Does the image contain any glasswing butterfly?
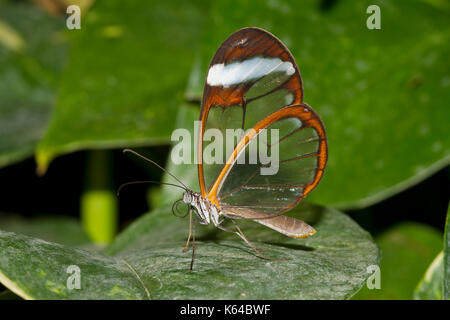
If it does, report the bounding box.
[121,27,327,270]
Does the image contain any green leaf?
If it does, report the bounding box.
[353,223,442,299]
[0,203,379,299]
[36,0,209,172]
[0,2,67,168]
[0,214,90,247]
[106,203,379,299]
[414,251,443,299]
[444,202,450,299]
[187,0,450,208]
[415,202,450,300]
[0,231,149,300]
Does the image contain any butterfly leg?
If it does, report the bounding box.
[190,218,197,272]
[181,208,197,271]
[217,221,277,261]
[230,220,270,252]
[182,208,193,253]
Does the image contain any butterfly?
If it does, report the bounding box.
[122,27,327,270]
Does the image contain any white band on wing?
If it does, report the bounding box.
[207,57,295,87]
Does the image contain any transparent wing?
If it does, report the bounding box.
[209,104,327,217]
[198,27,303,197]
[221,206,316,238]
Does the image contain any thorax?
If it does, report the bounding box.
[184,191,222,226]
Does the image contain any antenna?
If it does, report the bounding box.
[122,149,189,189]
[117,180,187,196]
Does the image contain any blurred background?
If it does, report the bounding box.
[0,0,448,299]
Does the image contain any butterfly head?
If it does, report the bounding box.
[182,189,196,205]
[172,191,195,218]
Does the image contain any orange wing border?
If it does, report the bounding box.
[207,103,328,209]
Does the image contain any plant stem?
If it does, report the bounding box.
[81,150,117,244]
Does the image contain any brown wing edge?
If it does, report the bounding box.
[197,27,305,197]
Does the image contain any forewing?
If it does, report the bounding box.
[198,27,303,196]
